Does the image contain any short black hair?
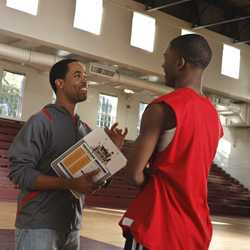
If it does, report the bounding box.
[169,34,212,69]
[49,58,78,93]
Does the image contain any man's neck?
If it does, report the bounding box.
[55,99,76,116]
[175,71,203,95]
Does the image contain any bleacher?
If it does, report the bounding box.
[0,118,24,202]
[0,117,250,217]
[208,164,250,217]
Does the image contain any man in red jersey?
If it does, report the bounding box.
[120,34,223,250]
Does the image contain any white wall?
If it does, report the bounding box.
[215,127,250,190]
[0,0,250,100]
[2,59,249,189]
[204,40,250,101]
[78,84,154,140]
[0,0,249,188]
[0,59,154,140]
[0,60,51,121]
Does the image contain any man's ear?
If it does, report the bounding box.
[177,56,186,70]
[55,79,64,91]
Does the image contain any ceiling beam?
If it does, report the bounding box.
[233,38,250,45]
[146,0,192,12]
[192,15,250,30]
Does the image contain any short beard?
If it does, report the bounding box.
[76,95,87,103]
[69,94,87,104]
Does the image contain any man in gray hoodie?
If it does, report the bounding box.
[8,59,127,250]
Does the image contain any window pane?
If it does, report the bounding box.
[137,102,148,133]
[221,44,240,79]
[0,71,25,119]
[181,29,194,35]
[96,94,118,128]
[6,0,39,16]
[52,91,56,103]
[74,0,103,35]
[130,12,156,52]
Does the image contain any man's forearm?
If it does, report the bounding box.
[32,175,71,191]
[132,174,145,187]
[32,171,99,194]
[127,170,146,187]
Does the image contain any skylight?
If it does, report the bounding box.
[221,44,240,79]
[181,29,194,35]
[130,12,156,52]
[6,0,39,16]
[74,0,103,35]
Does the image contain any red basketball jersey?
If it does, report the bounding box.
[120,88,223,250]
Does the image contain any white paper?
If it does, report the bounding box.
[51,128,127,199]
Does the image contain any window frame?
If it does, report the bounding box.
[130,11,156,53]
[6,0,39,16]
[137,102,148,133]
[96,93,118,128]
[0,69,25,120]
[221,44,241,80]
[73,0,104,35]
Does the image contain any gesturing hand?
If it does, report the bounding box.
[105,122,128,149]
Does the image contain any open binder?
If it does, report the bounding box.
[51,128,127,198]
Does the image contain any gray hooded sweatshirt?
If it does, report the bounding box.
[8,104,91,232]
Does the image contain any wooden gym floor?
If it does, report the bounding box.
[0,202,250,250]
